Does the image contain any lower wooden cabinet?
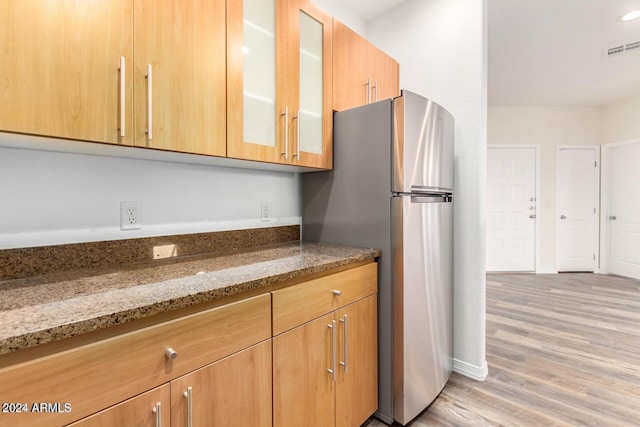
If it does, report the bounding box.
[68,384,171,427]
[272,263,378,427]
[0,263,377,427]
[170,340,272,427]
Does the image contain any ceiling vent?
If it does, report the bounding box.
[606,41,640,57]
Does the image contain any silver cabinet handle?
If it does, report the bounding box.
[610,215,617,220]
[339,315,348,373]
[365,78,371,104]
[281,107,289,159]
[146,64,153,140]
[119,56,125,137]
[372,81,378,102]
[183,386,193,427]
[332,290,342,296]
[327,320,336,381]
[165,347,177,360]
[152,401,162,427]
[560,215,567,219]
[293,109,300,159]
[529,215,536,219]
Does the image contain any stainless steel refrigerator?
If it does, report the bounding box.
[302,90,454,425]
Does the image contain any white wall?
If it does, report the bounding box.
[487,107,602,273]
[601,92,640,144]
[367,0,488,380]
[0,134,301,249]
[310,0,366,35]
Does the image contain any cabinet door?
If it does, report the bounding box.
[273,312,335,427]
[332,20,369,112]
[368,44,399,103]
[134,0,226,156]
[335,295,378,427]
[0,0,133,144]
[170,340,272,427]
[288,0,333,169]
[68,384,170,427]
[227,0,286,164]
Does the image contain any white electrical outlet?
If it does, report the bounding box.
[261,201,272,222]
[120,201,141,230]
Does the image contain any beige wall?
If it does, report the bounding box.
[487,107,602,272]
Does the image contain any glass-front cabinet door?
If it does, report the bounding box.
[227,0,332,169]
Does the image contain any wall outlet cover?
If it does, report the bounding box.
[120,201,141,231]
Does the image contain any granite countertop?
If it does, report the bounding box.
[0,242,379,356]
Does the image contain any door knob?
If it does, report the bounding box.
[529,215,536,219]
[560,215,567,219]
[609,215,617,220]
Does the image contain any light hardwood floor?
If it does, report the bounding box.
[364,273,640,426]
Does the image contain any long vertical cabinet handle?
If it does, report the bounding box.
[183,386,193,427]
[281,107,289,159]
[152,401,162,427]
[339,315,348,373]
[327,320,336,381]
[293,109,300,159]
[365,78,371,104]
[119,56,125,137]
[372,81,378,102]
[146,64,153,140]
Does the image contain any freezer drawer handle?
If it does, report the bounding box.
[332,290,342,296]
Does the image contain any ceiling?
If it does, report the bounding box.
[340,0,640,107]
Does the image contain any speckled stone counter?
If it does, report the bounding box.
[0,242,379,355]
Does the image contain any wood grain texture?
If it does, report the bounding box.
[363,273,640,426]
[0,294,271,426]
[272,262,377,335]
[170,340,272,427]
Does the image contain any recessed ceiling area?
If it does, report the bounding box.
[338,0,640,107]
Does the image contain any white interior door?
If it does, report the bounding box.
[608,143,640,280]
[555,147,598,272]
[486,147,537,271]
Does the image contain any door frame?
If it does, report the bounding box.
[554,145,600,273]
[600,138,640,274]
[487,144,540,272]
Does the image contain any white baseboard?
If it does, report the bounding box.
[453,358,488,381]
[535,267,558,274]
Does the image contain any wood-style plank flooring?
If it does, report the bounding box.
[363,273,640,426]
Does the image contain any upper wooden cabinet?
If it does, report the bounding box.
[0,0,134,144]
[133,0,227,156]
[0,0,226,157]
[333,20,399,111]
[227,0,333,169]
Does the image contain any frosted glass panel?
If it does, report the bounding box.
[243,0,276,147]
[299,11,323,154]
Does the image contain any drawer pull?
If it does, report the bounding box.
[183,386,193,427]
[152,401,162,427]
[332,290,342,296]
[165,347,178,360]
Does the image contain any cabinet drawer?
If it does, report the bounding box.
[272,263,377,335]
[0,293,271,427]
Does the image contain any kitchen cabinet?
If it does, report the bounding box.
[227,0,333,169]
[68,384,170,427]
[170,340,272,426]
[133,0,226,156]
[0,0,133,144]
[0,294,271,427]
[332,20,399,111]
[0,0,226,157]
[272,263,378,427]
